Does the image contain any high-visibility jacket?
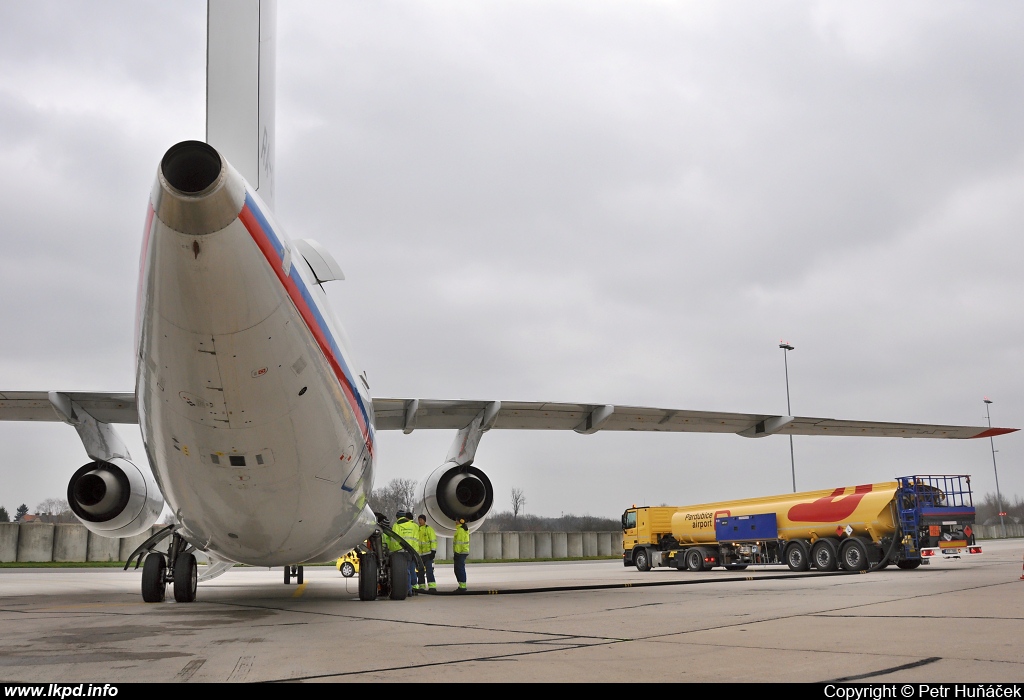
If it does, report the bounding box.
[388,517,420,553]
[454,525,470,554]
[417,524,437,555]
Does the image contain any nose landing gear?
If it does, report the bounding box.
[283,565,304,584]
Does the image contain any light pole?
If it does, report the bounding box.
[983,398,1007,538]
[780,341,795,492]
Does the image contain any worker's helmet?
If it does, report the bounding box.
[396,507,412,520]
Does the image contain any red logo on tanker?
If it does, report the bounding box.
[787,484,873,522]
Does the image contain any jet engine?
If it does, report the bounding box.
[414,463,493,537]
[67,458,164,538]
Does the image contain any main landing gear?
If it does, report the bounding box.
[127,526,198,603]
[284,565,304,584]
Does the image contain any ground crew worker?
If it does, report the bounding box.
[387,508,420,596]
[453,518,470,593]
[415,514,437,593]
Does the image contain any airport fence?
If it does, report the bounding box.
[0,522,622,563]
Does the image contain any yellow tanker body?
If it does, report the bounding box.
[622,475,980,574]
[671,481,899,546]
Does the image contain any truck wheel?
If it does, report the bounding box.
[811,539,838,571]
[358,552,378,601]
[896,559,922,570]
[633,548,651,572]
[839,538,869,571]
[785,541,810,572]
[684,548,703,572]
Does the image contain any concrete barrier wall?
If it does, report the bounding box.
[501,533,520,560]
[975,524,1024,539]
[535,532,552,558]
[87,531,121,562]
[17,523,54,562]
[518,532,536,559]
[552,532,567,558]
[0,523,626,562]
[469,532,484,560]
[0,523,19,563]
[483,532,502,560]
[52,524,89,562]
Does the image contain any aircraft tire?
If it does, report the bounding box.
[358,553,378,601]
[389,552,409,600]
[141,553,166,603]
[173,553,198,603]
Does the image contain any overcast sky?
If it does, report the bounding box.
[1,1,1021,520]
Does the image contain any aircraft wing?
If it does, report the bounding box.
[371,398,1017,439]
[0,391,138,424]
[1,392,1015,439]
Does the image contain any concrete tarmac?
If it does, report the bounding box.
[1,539,1022,683]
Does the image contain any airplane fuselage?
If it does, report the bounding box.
[136,145,377,566]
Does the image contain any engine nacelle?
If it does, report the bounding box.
[414,462,493,537]
[67,458,164,538]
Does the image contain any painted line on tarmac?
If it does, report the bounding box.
[291,582,308,598]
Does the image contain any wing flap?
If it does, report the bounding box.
[371,398,1015,439]
[0,391,138,424]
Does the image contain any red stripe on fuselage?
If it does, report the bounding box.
[237,204,373,454]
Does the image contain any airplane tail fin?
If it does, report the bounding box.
[206,0,276,209]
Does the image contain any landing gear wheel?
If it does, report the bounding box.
[896,559,922,570]
[173,552,198,603]
[389,551,409,600]
[685,548,704,572]
[284,567,290,584]
[840,538,869,571]
[811,539,839,572]
[141,553,166,603]
[358,553,378,601]
[633,548,651,572]
[785,541,810,572]
[296,566,304,585]
[341,562,355,578]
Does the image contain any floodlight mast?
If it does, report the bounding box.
[984,398,1006,538]
[780,341,795,492]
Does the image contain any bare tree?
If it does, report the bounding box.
[511,487,526,520]
[367,478,418,522]
[35,498,74,523]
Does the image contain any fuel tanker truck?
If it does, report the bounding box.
[622,475,981,573]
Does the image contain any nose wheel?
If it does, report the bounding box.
[284,565,304,584]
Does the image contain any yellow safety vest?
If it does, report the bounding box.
[454,526,470,554]
[388,518,420,553]
[417,525,437,554]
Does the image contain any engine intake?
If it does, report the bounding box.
[415,463,493,537]
[67,458,164,538]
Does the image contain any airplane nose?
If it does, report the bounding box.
[161,140,222,195]
[152,140,246,235]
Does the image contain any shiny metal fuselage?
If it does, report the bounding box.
[136,161,376,566]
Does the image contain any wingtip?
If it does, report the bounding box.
[971,427,1019,438]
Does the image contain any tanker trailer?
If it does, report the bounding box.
[622,475,981,573]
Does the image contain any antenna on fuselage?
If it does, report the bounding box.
[206,0,276,209]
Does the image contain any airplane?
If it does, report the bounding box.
[0,1,1016,603]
